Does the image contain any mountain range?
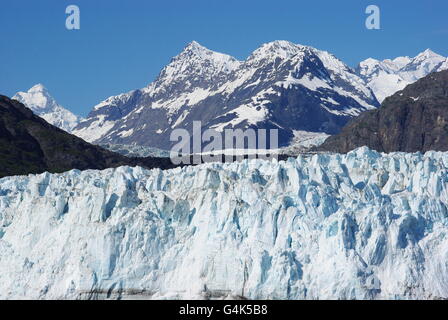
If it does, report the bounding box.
[13,42,448,151]
[71,41,380,149]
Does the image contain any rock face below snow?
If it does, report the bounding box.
[1,147,448,299]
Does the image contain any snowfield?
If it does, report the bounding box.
[1,147,448,300]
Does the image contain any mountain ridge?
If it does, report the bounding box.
[14,43,447,152]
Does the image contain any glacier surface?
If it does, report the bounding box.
[1,147,448,300]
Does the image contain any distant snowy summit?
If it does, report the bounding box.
[13,84,82,132]
[356,49,448,102]
[319,69,448,153]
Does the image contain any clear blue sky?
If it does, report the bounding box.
[1,0,447,116]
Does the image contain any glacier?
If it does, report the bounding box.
[1,147,448,300]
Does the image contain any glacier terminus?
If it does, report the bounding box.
[1,147,448,300]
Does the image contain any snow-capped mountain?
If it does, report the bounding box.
[73,41,379,149]
[1,147,448,299]
[13,84,82,132]
[356,49,448,102]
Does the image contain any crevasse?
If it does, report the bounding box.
[1,147,448,299]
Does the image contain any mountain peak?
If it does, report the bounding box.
[359,58,380,67]
[14,84,55,110]
[419,48,439,57]
[12,85,81,132]
[28,83,48,93]
[414,48,444,61]
[364,57,380,63]
[182,40,209,53]
[172,40,239,66]
[263,40,299,49]
[250,40,304,61]
[148,41,241,93]
[184,40,204,49]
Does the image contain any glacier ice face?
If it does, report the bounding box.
[1,147,448,300]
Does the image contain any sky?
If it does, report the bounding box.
[1,0,447,117]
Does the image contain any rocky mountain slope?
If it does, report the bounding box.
[73,41,379,149]
[13,84,82,132]
[318,70,448,153]
[0,95,176,178]
[1,147,448,299]
[356,49,448,103]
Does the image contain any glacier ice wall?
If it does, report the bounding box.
[1,147,448,299]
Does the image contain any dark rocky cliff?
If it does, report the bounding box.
[318,70,448,153]
[0,96,176,178]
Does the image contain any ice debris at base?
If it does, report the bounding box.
[99,143,171,158]
[1,147,448,300]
